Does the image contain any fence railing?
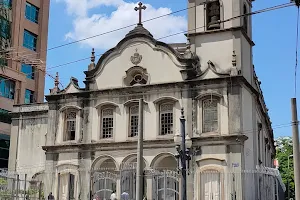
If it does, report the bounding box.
[0,173,43,200]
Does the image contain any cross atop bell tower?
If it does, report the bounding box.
[134,2,146,25]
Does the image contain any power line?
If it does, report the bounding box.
[7,2,294,62]
[7,2,205,59]
[0,2,294,84]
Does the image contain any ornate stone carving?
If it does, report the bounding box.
[123,66,149,86]
[130,49,142,65]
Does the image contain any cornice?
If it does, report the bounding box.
[186,26,255,46]
[42,134,248,153]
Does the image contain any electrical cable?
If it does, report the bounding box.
[0,2,294,84]
[5,2,205,59]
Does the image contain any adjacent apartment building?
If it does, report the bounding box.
[0,0,49,168]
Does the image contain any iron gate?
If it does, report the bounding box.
[120,169,136,199]
[152,170,179,200]
[92,171,117,200]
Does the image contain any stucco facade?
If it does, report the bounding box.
[8,1,285,200]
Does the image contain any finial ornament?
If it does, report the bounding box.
[181,108,184,116]
[134,2,146,25]
[54,72,59,87]
[50,72,60,95]
[91,48,95,63]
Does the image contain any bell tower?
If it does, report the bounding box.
[187,0,254,83]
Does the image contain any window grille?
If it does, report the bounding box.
[160,103,173,135]
[64,111,76,141]
[202,99,218,133]
[101,108,114,138]
[129,105,139,137]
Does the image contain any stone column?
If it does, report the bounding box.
[228,85,241,135]
[78,152,92,200]
[145,171,152,200]
[44,103,59,197]
[44,153,56,198]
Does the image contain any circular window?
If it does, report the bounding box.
[133,74,142,83]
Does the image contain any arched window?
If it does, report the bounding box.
[206,0,221,30]
[200,170,221,200]
[243,4,248,33]
[159,103,174,135]
[129,105,139,137]
[64,110,76,141]
[101,108,114,139]
[202,98,218,133]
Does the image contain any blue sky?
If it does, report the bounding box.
[46,0,299,138]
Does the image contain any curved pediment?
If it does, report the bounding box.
[84,25,198,90]
[59,77,85,94]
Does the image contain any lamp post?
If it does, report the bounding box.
[288,154,293,200]
[174,108,192,200]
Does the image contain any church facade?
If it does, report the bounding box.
[8,0,285,200]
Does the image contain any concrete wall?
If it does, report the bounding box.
[8,103,48,180]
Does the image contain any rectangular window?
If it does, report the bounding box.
[0,76,15,99]
[0,17,10,39]
[21,64,34,79]
[202,99,218,133]
[129,105,139,137]
[0,135,10,168]
[25,2,39,23]
[69,173,75,200]
[101,108,114,139]
[0,108,12,124]
[160,103,173,135]
[258,123,262,163]
[23,30,37,51]
[64,111,76,141]
[1,0,12,8]
[24,89,34,104]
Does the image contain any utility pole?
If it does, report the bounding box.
[136,98,144,200]
[291,98,300,200]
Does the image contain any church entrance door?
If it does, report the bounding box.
[91,171,117,200]
[152,170,179,200]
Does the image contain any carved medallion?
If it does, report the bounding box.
[130,50,142,65]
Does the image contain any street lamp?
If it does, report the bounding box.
[288,154,294,200]
[174,108,192,200]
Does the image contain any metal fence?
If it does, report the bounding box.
[0,167,284,200]
[0,171,44,200]
[90,168,285,200]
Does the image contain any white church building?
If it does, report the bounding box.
[8,0,285,200]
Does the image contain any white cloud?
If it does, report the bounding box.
[57,0,187,50]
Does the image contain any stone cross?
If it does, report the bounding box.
[134,2,146,25]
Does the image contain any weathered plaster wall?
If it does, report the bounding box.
[8,103,48,180]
